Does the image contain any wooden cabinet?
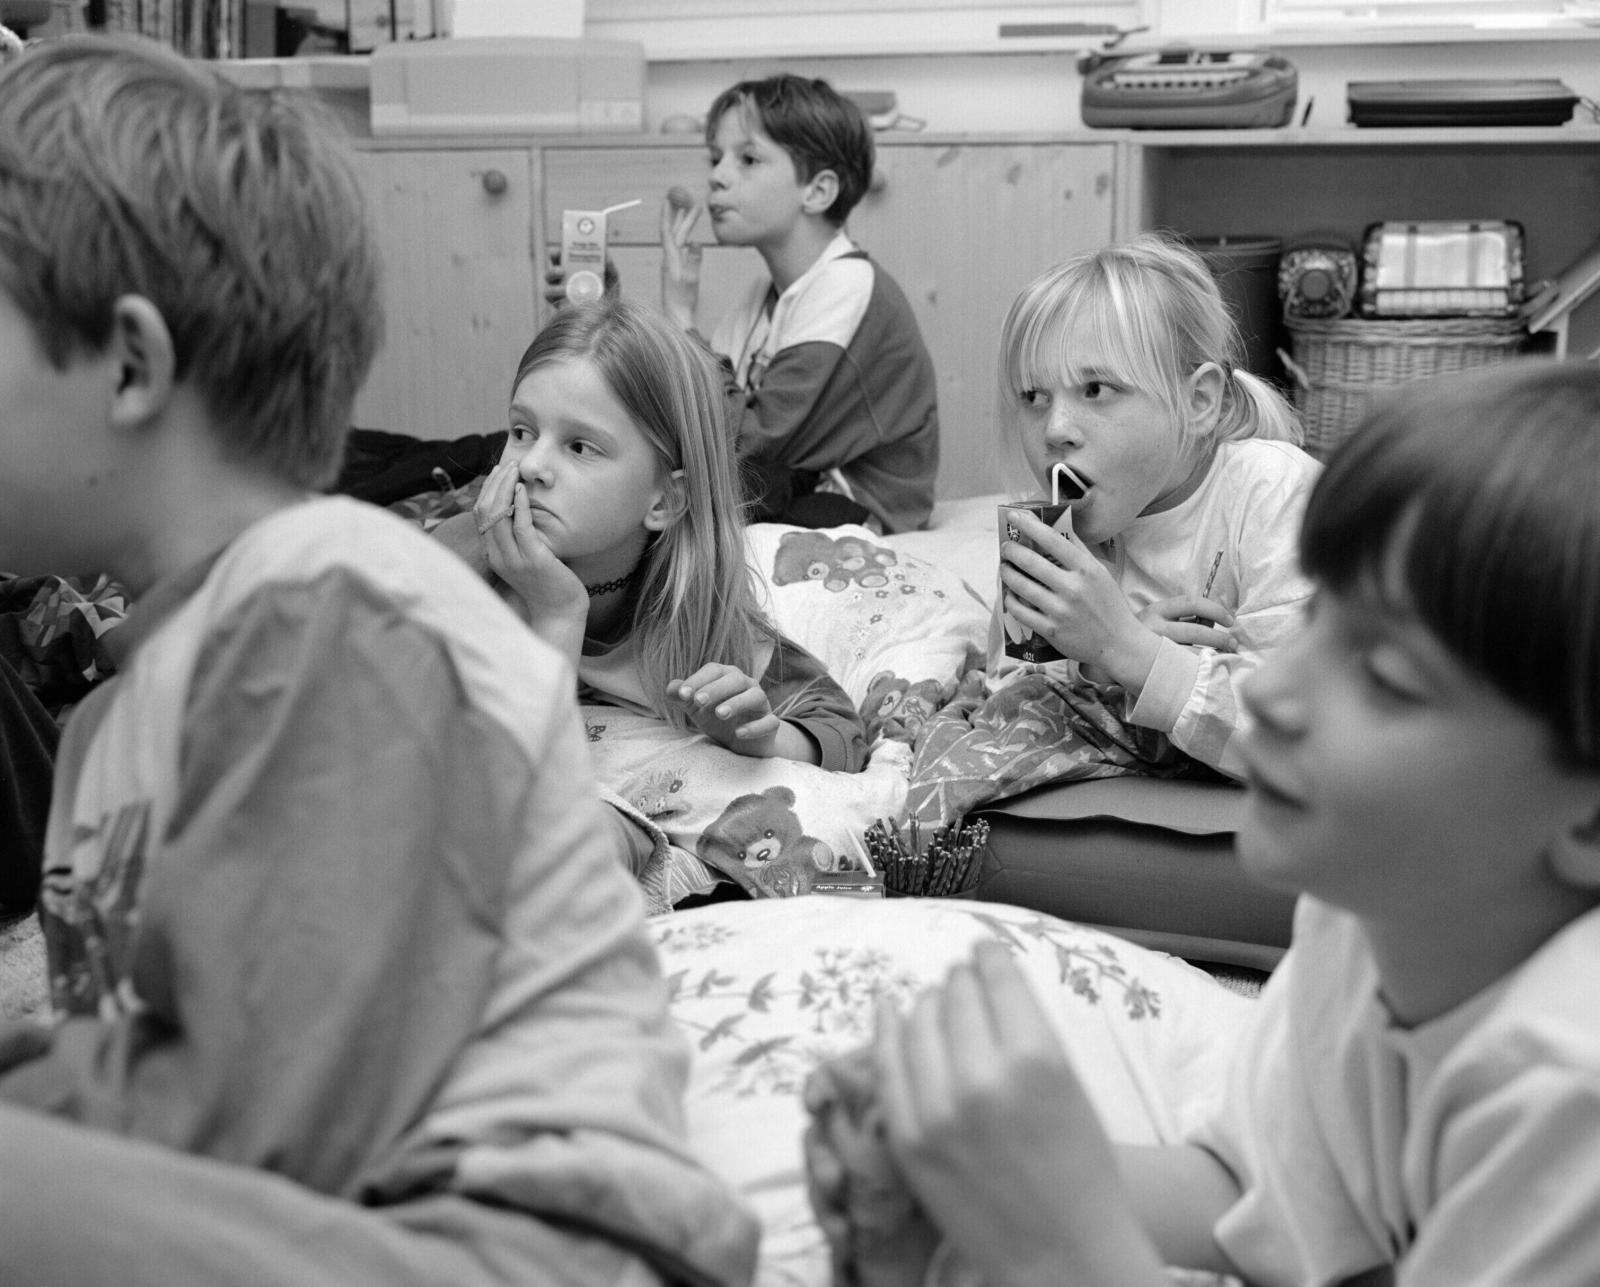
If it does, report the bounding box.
[541,139,1117,498]
[347,124,1600,495]
[349,146,538,439]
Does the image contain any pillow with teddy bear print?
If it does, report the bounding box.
[589,523,990,911]
[743,523,989,747]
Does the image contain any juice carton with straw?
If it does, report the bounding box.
[997,463,1086,662]
[560,198,640,304]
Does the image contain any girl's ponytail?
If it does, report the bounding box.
[1215,368,1303,446]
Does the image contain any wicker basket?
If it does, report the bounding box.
[1282,315,1527,459]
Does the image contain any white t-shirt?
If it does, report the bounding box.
[989,436,1321,778]
[1192,896,1600,1287]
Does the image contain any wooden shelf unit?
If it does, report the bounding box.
[348,123,1600,498]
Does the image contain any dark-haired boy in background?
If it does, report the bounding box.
[662,73,939,534]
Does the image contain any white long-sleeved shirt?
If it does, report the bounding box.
[989,436,1321,778]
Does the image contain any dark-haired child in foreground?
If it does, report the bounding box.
[0,34,756,1286]
[660,73,939,534]
[809,360,1600,1287]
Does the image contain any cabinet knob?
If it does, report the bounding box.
[481,168,508,196]
[869,167,887,195]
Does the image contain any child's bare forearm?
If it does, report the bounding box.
[1115,1142,1241,1276]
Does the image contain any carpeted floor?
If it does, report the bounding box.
[1197,962,1269,999]
[0,911,46,1022]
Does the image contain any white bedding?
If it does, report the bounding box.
[662,894,1256,1287]
[888,492,1006,609]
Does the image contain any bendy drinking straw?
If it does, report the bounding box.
[1051,462,1086,507]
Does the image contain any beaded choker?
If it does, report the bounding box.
[584,566,640,598]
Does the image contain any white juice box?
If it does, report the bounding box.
[560,199,640,304]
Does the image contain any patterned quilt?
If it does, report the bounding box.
[0,573,132,720]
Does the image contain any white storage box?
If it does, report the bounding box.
[369,37,644,136]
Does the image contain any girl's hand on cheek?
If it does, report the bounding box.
[999,511,1158,688]
[477,467,587,642]
[668,663,785,758]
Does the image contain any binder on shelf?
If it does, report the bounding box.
[1347,79,1579,128]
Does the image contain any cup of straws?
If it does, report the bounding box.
[864,816,991,899]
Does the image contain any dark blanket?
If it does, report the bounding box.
[0,652,55,910]
[333,427,507,507]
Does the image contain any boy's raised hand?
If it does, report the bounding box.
[473,461,588,657]
[659,187,705,332]
[999,509,1159,692]
[667,662,784,757]
[542,247,620,310]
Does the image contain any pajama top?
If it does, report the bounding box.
[1192,896,1600,1287]
[989,436,1321,779]
[579,630,868,774]
[2,496,759,1287]
[711,231,940,535]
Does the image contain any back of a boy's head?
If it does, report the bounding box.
[0,34,381,490]
[1301,360,1600,768]
[705,74,874,225]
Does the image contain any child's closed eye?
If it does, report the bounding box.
[1360,650,1427,706]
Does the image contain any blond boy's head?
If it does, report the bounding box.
[0,34,382,490]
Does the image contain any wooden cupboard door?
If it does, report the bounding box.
[350,148,537,440]
[849,143,1116,499]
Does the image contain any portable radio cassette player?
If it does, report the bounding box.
[1080,47,1298,129]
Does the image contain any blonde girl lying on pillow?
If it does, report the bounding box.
[437,298,867,871]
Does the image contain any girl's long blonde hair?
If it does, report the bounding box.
[997,232,1302,493]
[512,297,768,726]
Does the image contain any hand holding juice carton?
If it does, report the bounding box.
[998,464,1085,662]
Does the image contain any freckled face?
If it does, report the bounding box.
[1015,317,1204,546]
[704,105,810,251]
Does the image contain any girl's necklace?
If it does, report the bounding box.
[584,565,640,598]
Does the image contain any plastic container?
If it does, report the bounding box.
[1196,236,1285,384]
